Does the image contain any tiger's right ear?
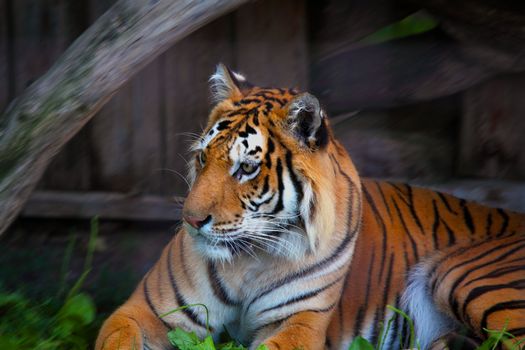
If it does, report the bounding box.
[209,63,253,103]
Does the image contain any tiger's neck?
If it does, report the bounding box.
[304,140,363,256]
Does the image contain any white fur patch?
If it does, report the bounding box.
[401,262,456,350]
[209,64,246,103]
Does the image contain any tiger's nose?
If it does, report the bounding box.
[183,215,212,229]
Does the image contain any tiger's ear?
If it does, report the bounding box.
[286,93,329,150]
[209,63,253,103]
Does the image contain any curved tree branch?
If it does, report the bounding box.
[0,0,249,235]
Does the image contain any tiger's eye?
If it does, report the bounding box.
[241,162,256,174]
[199,152,207,166]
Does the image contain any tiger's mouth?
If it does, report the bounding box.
[191,217,307,260]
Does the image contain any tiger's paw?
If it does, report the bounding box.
[95,315,144,350]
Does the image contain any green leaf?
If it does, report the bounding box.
[194,335,216,350]
[217,341,247,350]
[56,293,96,328]
[360,12,438,45]
[168,328,202,350]
[348,336,375,350]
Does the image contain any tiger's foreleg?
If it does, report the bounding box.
[252,310,333,350]
[94,283,172,350]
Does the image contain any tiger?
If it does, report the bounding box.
[95,64,525,350]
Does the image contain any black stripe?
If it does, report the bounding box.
[441,218,457,247]
[252,303,336,336]
[464,261,525,287]
[406,185,425,235]
[258,276,343,315]
[329,153,360,239]
[497,208,509,237]
[380,253,395,327]
[143,272,172,330]
[207,262,240,306]
[167,244,211,331]
[180,235,194,289]
[271,158,284,214]
[448,241,525,321]
[388,182,409,205]
[461,201,475,235]
[461,280,525,326]
[390,295,401,348]
[246,223,357,312]
[436,191,458,215]
[375,182,393,223]
[480,300,525,330]
[265,138,274,169]
[400,315,409,349]
[354,249,375,337]
[485,212,493,237]
[430,238,520,295]
[373,252,394,344]
[216,120,232,130]
[392,199,419,262]
[437,238,525,294]
[362,186,388,282]
[245,123,257,135]
[285,150,304,203]
[432,200,441,249]
[507,327,525,337]
[369,308,380,346]
[260,175,270,197]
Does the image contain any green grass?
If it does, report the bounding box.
[0,218,100,350]
[164,304,524,350]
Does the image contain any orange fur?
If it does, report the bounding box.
[96,66,525,350]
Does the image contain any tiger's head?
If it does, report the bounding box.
[182,64,361,262]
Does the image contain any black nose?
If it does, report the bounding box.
[184,215,212,229]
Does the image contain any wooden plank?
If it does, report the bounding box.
[90,82,134,192]
[36,1,93,191]
[130,60,163,194]
[311,30,493,113]
[21,191,183,221]
[163,15,235,196]
[308,0,417,61]
[234,0,308,89]
[459,74,525,180]
[11,0,67,96]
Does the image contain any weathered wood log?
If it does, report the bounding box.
[0,0,249,236]
[21,191,183,221]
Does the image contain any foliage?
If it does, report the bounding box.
[0,217,99,350]
[360,11,438,45]
[167,327,269,350]
[163,303,268,350]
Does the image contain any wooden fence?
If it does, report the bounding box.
[1,0,524,220]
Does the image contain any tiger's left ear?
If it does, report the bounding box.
[286,93,329,150]
[209,63,253,103]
